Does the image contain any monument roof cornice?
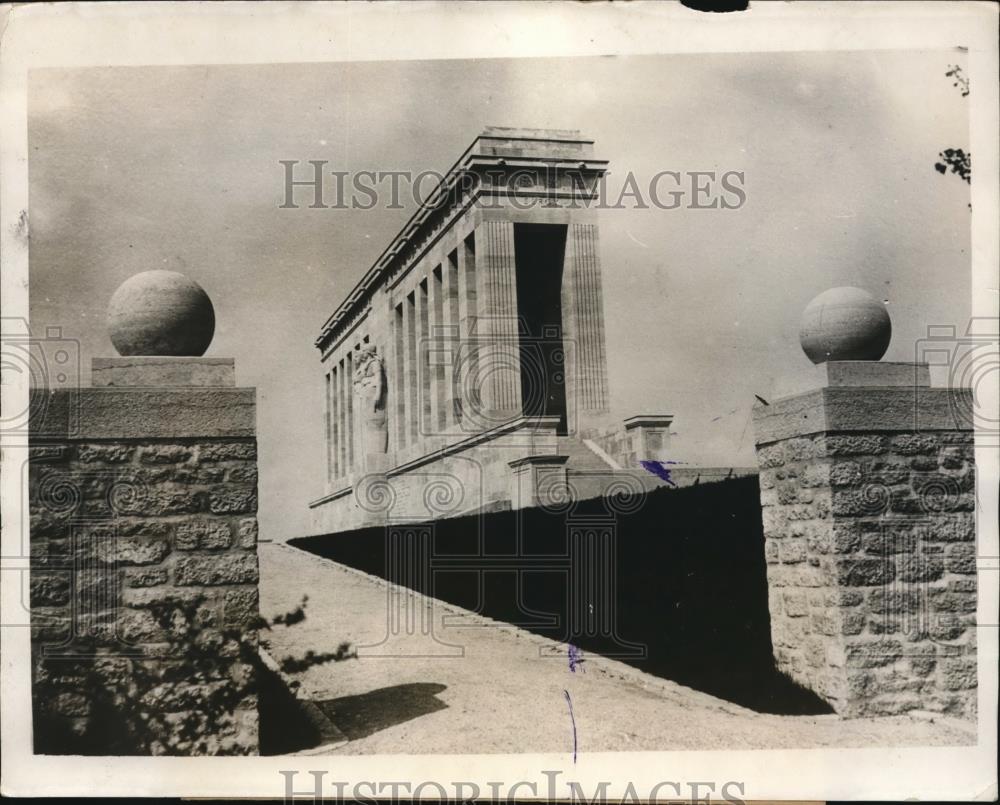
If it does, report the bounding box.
[315,128,606,352]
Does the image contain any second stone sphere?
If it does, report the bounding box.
[799,286,891,364]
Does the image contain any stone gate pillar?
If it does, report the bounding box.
[752,287,977,719]
[30,270,261,754]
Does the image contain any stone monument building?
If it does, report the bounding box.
[310,128,676,532]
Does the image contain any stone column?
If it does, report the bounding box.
[404,293,418,447]
[428,267,446,437]
[349,354,356,472]
[441,253,460,430]
[475,220,522,423]
[338,357,348,477]
[392,302,407,452]
[753,288,977,719]
[566,223,611,431]
[324,371,333,484]
[417,280,431,445]
[456,233,479,429]
[331,364,340,480]
[30,271,260,755]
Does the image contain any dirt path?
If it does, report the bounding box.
[259,543,974,755]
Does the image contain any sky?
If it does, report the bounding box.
[28,50,971,540]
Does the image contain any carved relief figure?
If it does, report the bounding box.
[353,345,388,454]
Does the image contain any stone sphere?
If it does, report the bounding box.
[799,286,891,364]
[107,270,215,356]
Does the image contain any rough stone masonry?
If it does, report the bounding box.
[753,362,977,719]
[29,356,260,755]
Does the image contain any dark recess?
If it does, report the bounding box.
[513,222,569,435]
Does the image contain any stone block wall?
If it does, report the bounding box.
[30,383,260,755]
[755,409,977,718]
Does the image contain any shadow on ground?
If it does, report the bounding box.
[292,476,832,716]
[315,682,448,740]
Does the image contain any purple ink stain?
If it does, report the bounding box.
[563,689,577,762]
[640,459,679,487]
[568,643,585,673]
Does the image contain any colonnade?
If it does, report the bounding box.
[323,218,610,488]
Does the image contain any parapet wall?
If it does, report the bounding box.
[309,417,560,533]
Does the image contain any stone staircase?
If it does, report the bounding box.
[557,435,618,471]
[557,435,666,500]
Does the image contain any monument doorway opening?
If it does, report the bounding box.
[513,223,569,435]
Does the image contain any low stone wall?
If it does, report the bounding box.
[565,466,758,501]
[30,386,260,755]
[310,414,756,534]
[309,418,559,533]
[754,380,977,719]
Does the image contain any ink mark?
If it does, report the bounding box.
[568,643,585,673]
[945,64,969,97]
[754,394,770,406]
[640,459,678,487]
[681,0,749,11]
[12,209,28,245]
[563,689,577,762]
